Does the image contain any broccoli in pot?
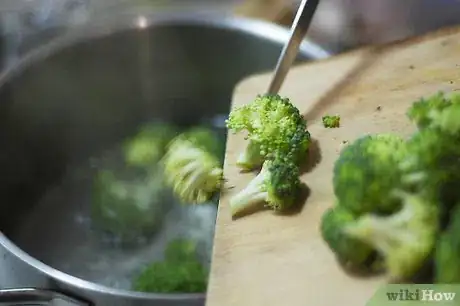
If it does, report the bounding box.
[133,238,208,293]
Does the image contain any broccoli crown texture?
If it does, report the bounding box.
[428,99,460,136]
[229,155,301,217]
[435,203,460,284]
[133,239,208,293]
[286,123,312,163]
[133,260,208,293]
[163,127,224,204]
[333,133,408,215]
[344,191,438,280]
[226,94,311,170]
[400,128,460,182]
[399,128,460,217]
[320,205,375,266]
[123,122,177,167]
[322,115,341,128]
[406,92,453,130]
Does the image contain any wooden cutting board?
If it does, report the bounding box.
[206,26,460,306]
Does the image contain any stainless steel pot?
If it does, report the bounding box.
[0,11,329,306]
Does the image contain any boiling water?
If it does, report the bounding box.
[12,124,225,291]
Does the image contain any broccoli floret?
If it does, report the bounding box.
[320,205,375,267]
[165,238,199,262]
[133,238,208,293]
[344,190,438,280]
[435,203,460,284]
[400,129,454,186]
[229,155,301,217]
[399,128,460,219]
[426,97,460,136]
[226,94,311,171]
[133,260,208,293]
[123,122,177,167]
[406,92,452,130]
[322,115,340,128]
[163,127,224,204]
[91,167,168,244]
[333,133,408,215]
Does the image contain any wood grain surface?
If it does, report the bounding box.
[206,26,460,306]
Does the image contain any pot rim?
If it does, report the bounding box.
[0,10,330,300]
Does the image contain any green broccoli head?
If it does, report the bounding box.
[322,115,340,128]
[163,127,224,204]
[91,168,168,244]
[344,190,438,280]
[426,97,460,136]
[399,128,460,215]
[333,133,408,215]
[406,92,452,130]
[285,123,312,163]
[133,260,208,293]
[226,94,311,171]
[133,238,208,293]
[435,203,460,284]
[123,122,177,167]
[320,205,375,267]
[399,128,451,185]
[229,154,301,217]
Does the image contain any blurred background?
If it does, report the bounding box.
[2,0,460,68]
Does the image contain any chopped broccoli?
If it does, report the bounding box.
[406,92,453,130]
[91,167,169,244]
[344,190,438,280]
[426,97,460,136]
[333,133,408,215]
[320,205,375,267]
[133,238,208,293]
[400,129,457,185]
[402,94,460,225]
[399,128,460,219]
[322,115,340,128]
[163,127,224,204]
[165,238,199,262]
[321,92,460,281]
[133,260,208,293]
[229,154,301,217]
[123,122,177,167]
[226,94,311,171]
[435,203,460,284]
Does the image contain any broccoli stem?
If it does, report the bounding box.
[229,171,267,216]
[349,202,415,252]
[344,190,437,279]
[236,140,263,171]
